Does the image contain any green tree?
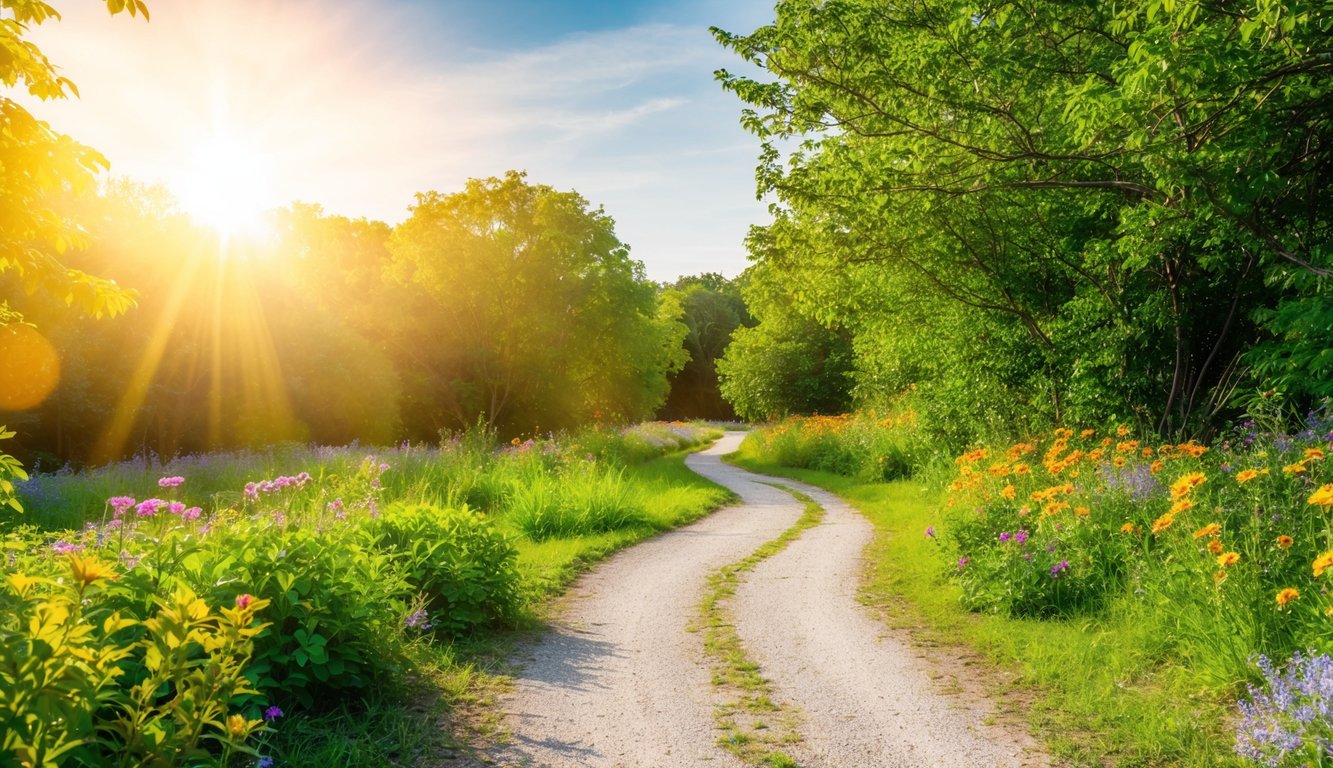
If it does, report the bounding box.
[0,0,147,510]
[658,273,752,420]
[388,171,685,434]
[714,0,1332,435]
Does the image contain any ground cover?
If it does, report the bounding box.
[0,422,732,767]
[731,408,1333,768]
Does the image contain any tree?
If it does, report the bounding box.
[0,0,147,510]
[658,273,752,420]
[388,171,685,435]
[714,0,1332,436]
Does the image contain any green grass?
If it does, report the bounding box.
[693,484,822,766]
[727,446,1243,768]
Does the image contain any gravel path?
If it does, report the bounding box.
[480,434,802,767]
[479,433,1046,767]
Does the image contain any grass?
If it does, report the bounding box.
[727,445,1244,768]
[692,484,822,766]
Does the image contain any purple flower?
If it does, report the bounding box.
[257,758,274,768]
[244,482,259,501]
[924,526,936,539]
[119,550,142,569]
[136,498,165,517]
[377,463,390,473]
[1050,559,1069,577]
[50,540,84,554]
[108,496,136,517]
[157,476,185,488]
[168,501,186,515]
[263,705,283,721]
[405,609,432,631]
[956,557,969,570]
[999,532,1012,542]
[1014,529,1029,545]
[181,506,202,522]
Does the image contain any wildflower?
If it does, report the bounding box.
[1116,425,1129,437]
[1151,512,1176,534]
[1112,456,1127,468]
[236,594,255,610]
[157,476,185,488]
[405,609,432,631]
[258,758,274,768]
[1214,570,1227,584]
[226,713,262,739]
[1000,484,1017,500]
[1217,551,1241,567]
[1235,469,1265,484]
[1074,506,1090,517]
[263,705,284,722]
[1170,472,1207,498]
[378,462,390,473]
[924,526,936,539]
[999,532,1012,542]
[50,540,85,554]
[1192,523,1221,540]
[1013,463,1030,476]
[136,498,165,516]
[1314,550,1333,578]
[168,501,186,515]
[1235,652,1333,765]
[1170,498,1195,514]
[1304,448,1325,461]
[1120,522,1137,534]
[1282,462,1307,475]
[1050,560,1069,578]
[1274,588,1299,607]
[1014,529,1029,544]
[108,496,136,516]
[68,553,117,587]
[511,437,521,446]
[956,557,968,570]
[1208,540,1224,555]
[181,507,202,522]
[1307,484,1333,506]
[244,482,259,501]
[1276,535,1293,549]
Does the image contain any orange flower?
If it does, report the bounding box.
[1170,498,1196,514]
[1304,448,1326,461]
[1042,501,1070,518]
[1275,588,1300,607]
[1113,455,1127,468]
[1074,506,1090,517]
[1116,425,1129,437]
[1217,551,1241,567]
[1149,459,1164,474]
[1170,472,1207,498]
[1151,512,1176,534]
[1141,447,1154,458]
[1214,570,1228,585]
[1236,468,1266,484]
[1116,441,1139,454]
[1178,442,1209,458]
[1314,551,1333,578]
[1014,463,1031,476]
[1308,485,1333,507]
[1207,540,1224,555]
[1277,535,1294,549]
[1079,429,1095,439]
[1192,523,1221,540]
[1120,522,1137,534]
[1000,484,1017,500]
[1283,462,1307,476]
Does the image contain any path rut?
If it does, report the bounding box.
[477,433,1046,767]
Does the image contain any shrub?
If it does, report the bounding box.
[506,467,648,540]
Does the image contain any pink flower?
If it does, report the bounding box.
[181,506,202,522]
[157,476,185,488]
[108,496,136,516]
[168,501,186,515]
[235,594,254,609]
[136,498,165,517]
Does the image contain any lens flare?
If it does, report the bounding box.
[0,325,60,410]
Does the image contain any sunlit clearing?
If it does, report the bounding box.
[176,134,273,239]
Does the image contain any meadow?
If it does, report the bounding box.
[0,422,732,767]
[733,406,1333,768]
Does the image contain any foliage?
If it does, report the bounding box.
[1,421,725,766]
[388,171,687,435]
[658,273,752,421]
[713,0,1333,436]
[744,412,926,482]
[1235,651,1333,768]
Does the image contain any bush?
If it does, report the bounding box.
[506,467,648,541]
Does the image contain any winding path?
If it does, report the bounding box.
[477,433,1045,767]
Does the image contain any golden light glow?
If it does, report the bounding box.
[175,133,273,239]
[0,325,60,410]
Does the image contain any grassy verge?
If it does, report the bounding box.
[727,447,1241,768]
[692,485,822,767]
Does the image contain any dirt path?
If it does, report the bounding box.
[477,433,1045,767]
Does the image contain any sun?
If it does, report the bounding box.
[176,134,273,238]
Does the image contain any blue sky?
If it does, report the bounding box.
[25,0,776,280]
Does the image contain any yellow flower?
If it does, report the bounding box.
[510,437,521,446]
[1014,463,1030,476]
[1112,455,1127,468]
[1042,501,1070,518]
[1314,550,1333,578]
[1275,588,1300,607]
[1192,523,1221,540]
[1074,506,1090,517]
[1207,539,1224,555]
[1080,429,1095,439]
[1141,447,1154,458]
[1149,459,1164,474]
[1120,522,1137,534]
[1277,535,1294,549]
[1116,440,1139,454]
[1116,425,1129,437]
[1305,448,1326,461]
[1001,484,1017,500]
[1217,551,1241,567]
[1170,472,1207,498]
[68,554,117,588]
[1308,485,1333,507]
[1151,512,1176,534]
[1170,498,1196,514]
[1214,570,1228,585]
[226,713,262,739]
[1283,462,1307,475]
[1236,468,1264,484]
